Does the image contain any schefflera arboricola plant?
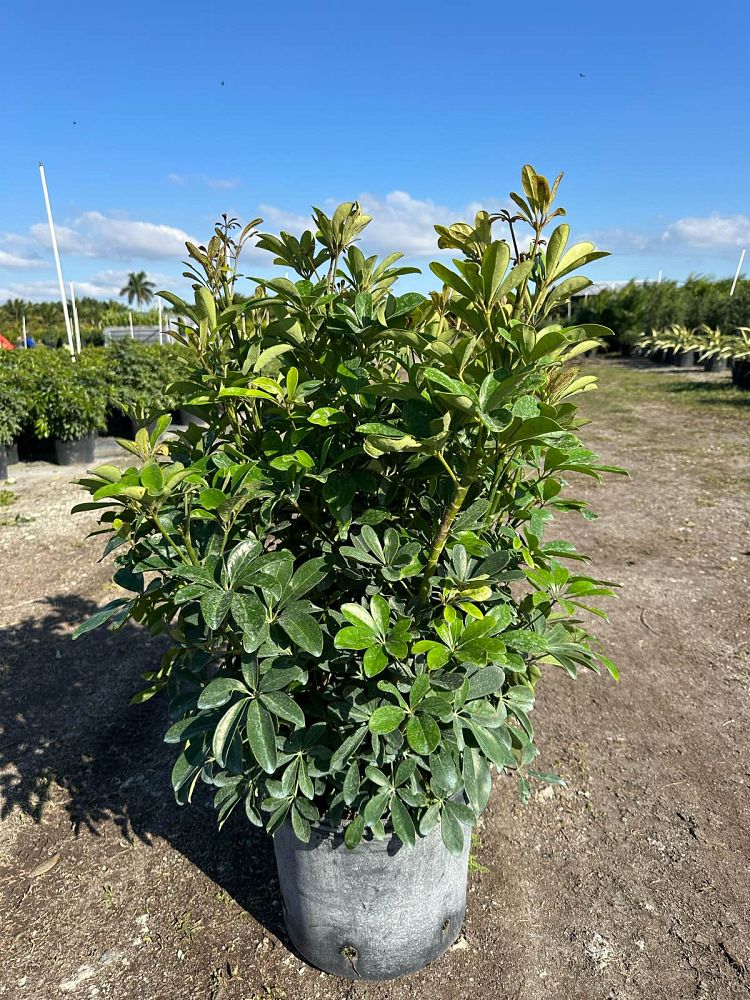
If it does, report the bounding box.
[74,166,623,855]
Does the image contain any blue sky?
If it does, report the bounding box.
[1,0,749,301]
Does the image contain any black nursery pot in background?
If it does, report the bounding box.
[703,357,726,373]
[0,447,7,482]
[54,433,97,466]
[673,350,695,368]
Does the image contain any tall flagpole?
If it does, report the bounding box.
[39,163,75,358]
[69,282,82,354]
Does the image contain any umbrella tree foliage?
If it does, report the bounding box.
[74,166,624,855]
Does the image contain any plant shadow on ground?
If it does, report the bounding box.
[0,595,286,941]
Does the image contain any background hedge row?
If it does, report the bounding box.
[0,342,184,448]
[568,276,750,352]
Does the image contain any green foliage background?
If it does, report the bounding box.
[569,276,750,350]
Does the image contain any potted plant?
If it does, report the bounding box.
[36,349,109,465]
[725,328,750,388]
[0,355,28,479]
[73,167,622,981]
[105,340,183,435]
[694,324,730,372]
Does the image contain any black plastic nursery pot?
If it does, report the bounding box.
[8,442,19,465]
[0,447,8,482]
[732,359,750,389]
[703,357,726,373]
[176,408,208,428]
[273,817,471,980]
[54,433,97,466]
[673,350,695,368]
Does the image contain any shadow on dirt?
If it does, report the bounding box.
[0,595,285,939]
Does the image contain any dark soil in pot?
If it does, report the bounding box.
[54,433,97,466]
[273,817,471,980]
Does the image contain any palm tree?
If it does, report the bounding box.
[119,271,155,309]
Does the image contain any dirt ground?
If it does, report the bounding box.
[0,358,748,1000]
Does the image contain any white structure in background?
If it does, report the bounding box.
[104,324,168,344]
[103,316,189,345]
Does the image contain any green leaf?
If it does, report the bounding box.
[369,594,390,634]
[368,705,406,735]
[390,796,416,848]
[406,668,431,705]
[199,488,227,510]
[406,713,441,755]
[225,537,263,588]
[200,590,231,630]
[277,606,324,656]
[344,813,365,850]
[329,726,367,773]
[343,761,360,806]
[212,698,249,767]
[363,791,390,827]
[260,690,305,728]
[420,803,440,835]
[231,592,267,651]
[285,557,328,603]
[363,645,388,677]
[140,461,164,494]
[72,598,130,639]
[468,665,506,700]
[463,748,492,814]
[440,805,465,856]
[291,804,311,843]
[246,699,277,773]
[334,625,378,650]
[466,721,516,769]
[197,677,249,709]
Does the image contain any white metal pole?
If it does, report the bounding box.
[22,315,28,349]
[39,162,75,358]
[69,282,82,354]
[158,301,163,345]
[129,312,134,339]
[657,269,663,284]
[730,248,746,297]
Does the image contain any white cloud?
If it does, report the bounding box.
[0,249,46,269]
[166,172,240,190]
[0,270,182,303]
[661,214,750,249]
[257,191,512,259]
[24,212,198,261]
[203,176,241,190]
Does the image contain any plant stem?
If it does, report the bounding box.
[417,436,485,607]
[153,512,190,564]
[416,484,470,606]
